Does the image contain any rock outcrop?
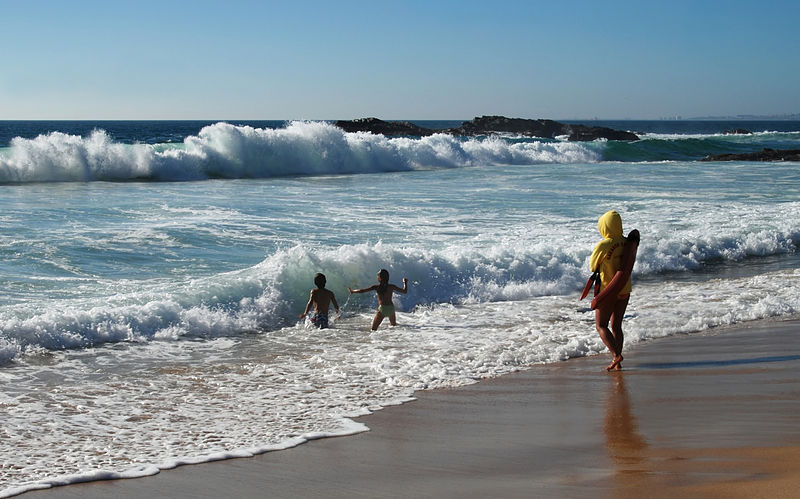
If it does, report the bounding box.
[445,116,639,141]
[701,148,800,162]
[565,124,640,142]
[444,116,567,138]
[333,115,639,141]
[333,117,435,136]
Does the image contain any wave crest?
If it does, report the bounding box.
[0,122,600,183]
[2,213,797,364]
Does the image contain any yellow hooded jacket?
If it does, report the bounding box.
[589,210,632,296]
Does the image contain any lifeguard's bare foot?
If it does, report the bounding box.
[606,355,623,371]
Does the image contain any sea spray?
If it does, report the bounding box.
[2,206,798,364]
[2,118,800,496]
[0,121,601,183]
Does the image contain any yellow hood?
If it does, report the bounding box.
[598,210,623,240]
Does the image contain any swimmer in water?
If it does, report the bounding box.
[300,273,340,329]
[348,269,408,331]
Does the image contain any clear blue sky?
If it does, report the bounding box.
[2,0,798,120]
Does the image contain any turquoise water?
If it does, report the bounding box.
[0,120,798,496]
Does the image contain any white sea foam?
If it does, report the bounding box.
[0,122,600,183]
[1,123,799,495]
[1,201,798,366]
[2,265,799,496]
[636,130,800,141]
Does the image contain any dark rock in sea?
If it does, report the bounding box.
[446,116,639,141]
[334,115,639,141]
[333,118,436,136]
[444,116,568,138]
[723,128,752,135]
[566,125,640,142]
[701,148,800,162]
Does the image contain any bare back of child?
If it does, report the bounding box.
[300,273,340,329]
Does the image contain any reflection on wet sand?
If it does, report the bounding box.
[604,373,651,492]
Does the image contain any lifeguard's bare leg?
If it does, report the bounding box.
[595,300,623,371]
[609,296,629,369]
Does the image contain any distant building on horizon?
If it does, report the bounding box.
[688,113,800,120]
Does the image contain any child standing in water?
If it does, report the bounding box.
[590,210,633,371]
[300,273,340,329]
[348,269,408,330]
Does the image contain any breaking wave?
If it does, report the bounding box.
[0,121,600,183]
[1,215,798,364]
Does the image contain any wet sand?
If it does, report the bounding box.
[23,319,800,498]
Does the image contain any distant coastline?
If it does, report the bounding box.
[687,113,800,121]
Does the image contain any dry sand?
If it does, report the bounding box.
[22,319,800,498]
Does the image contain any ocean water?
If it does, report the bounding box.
[1,119,799,496]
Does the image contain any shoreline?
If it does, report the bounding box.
[18,317,800,498]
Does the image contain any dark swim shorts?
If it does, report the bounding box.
[310,313,329,329]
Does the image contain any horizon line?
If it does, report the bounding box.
[2,114,799,122]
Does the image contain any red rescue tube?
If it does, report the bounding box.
[590,229,640,310]
[579,272,599,301]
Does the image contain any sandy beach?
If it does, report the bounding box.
[22,318,800,498]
